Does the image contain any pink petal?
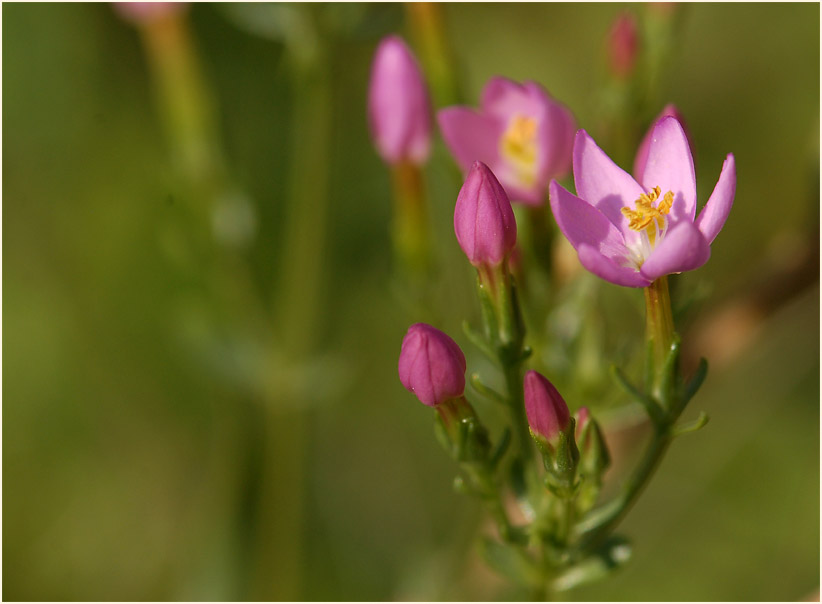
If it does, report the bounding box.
[695,154,736,244]
[573,129,645,244]
[539,98,576,181]
[437,107,502,173]
[639,222,711,281]
[481,76,542,118]
[577,243,651,288]
[549,180,630,261]
[639,116,696,225]
[633,104,687,183]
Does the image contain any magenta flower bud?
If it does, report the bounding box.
[608,13,640,80]
[454,162,518,268]
[113,2,187,24]
[575,406,591,440]
[524,370,571,444]
[398,323,466,407]
[368,36,433,166]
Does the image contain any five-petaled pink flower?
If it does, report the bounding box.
[438,77,576,206]
[549,116,735,287]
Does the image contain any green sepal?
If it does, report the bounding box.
[658,334,682,409]
[475,273,501,348]
[490,428,511,468]
[479,537,541,588]
[433,407,491,464]
[611,365,663,424]
[537,421,580,496]
[551,535,633,592]
[671,411,709,437]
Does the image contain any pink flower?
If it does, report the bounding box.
[438,77,576,206]
[549,116,736,287]
[368,36,432,166]
[524,370,570,444]
[398,323,466,407]
[454,162,517,268]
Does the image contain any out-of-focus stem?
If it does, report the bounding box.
[405,2,461,106]
[138,9,223,187]
[391,161,430,278]
[252,13,331,601]
[526,205,554,280]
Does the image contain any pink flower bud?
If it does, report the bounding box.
[524,370,570,443]
[454,162,518,268]
[113,2,187,24]
[398,323,466,407]
[368,36,432,166]
[608,13,639,80]
[575,406,591,440]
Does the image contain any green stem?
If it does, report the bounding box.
[526,205,554,279]
[644,275,675,399]
[253,14,331,600]
[503,361,532,471]
[574,424,671,553]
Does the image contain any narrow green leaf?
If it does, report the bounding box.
[671,411,710,437]
[479,538,540,587]
[470,372,507,405]
[610,365,663,424]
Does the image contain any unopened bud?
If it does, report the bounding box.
[368,36,432,166]
[454,161,518,269]
[398,323,466,407]
[608,13,639,80]
[574,406,611,477]
[524,370,570,446]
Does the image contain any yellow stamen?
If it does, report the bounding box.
[500,114,538,185]
[621,186,675,246]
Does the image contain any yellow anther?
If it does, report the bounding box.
[500,114,538,184]
[621,187,675,245]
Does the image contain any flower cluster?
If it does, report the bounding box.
[373,25,736,596]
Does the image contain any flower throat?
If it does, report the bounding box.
[621,186,674,247]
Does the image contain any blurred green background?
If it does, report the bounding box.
[3,2,819,601]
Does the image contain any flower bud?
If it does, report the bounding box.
[574,407,611,477]
[524,370,570,446]
[398,323,466,406]
[454,162,518,268]
[113,2,187,24]
[367,36,432,166]
[607,13,639,80]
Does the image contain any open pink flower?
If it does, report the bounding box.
[438,77,575,206]
[549,116,735,287]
